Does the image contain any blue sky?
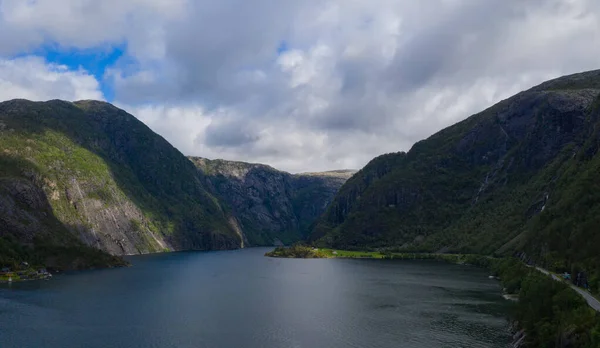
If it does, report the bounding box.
[23,40,287,103]
[39,45,125,101]
[276,41,289,55]
[8,43,125,102]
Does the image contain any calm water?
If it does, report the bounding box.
[0,248,510,348]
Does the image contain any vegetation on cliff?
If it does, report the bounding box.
[190,157,354,246]
[0,99,242,269]
[310,70,600,296]
[0,233,126,271]
[493,259,600,347]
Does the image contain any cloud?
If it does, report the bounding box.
[0,0,185,55]
[0,56,103,101]
[112,0,600,173]
[1,0,600,172]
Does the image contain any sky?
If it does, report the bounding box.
[0,0,600,173]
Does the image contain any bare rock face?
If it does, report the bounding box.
[0,99,242,268]
[62,177,167,255]
[190,157,354,246]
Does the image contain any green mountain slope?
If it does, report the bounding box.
[0,99,242,269]
[311,70,600,289]
[190,157,354,245]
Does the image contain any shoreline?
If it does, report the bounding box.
[265,246,600,346]
[0,275,52,284]
[264,246,494,266]
[0,271,52,284]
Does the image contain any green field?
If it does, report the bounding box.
[265,246,492,267]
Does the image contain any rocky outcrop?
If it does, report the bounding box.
[0,173,126,270]
[190,157,354,245]
[0,99,242,268]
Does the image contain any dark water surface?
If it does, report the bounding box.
[0,248,510,347]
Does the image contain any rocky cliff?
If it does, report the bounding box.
[0,99,242,269]
[311,70,600,287]
[190,157,354,245]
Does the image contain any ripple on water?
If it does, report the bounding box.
[0,249,511,348]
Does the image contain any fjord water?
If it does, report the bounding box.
[0,248,510,348]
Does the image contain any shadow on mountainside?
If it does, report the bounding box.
[0,155,125,269]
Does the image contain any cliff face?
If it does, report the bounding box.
[190,157,354,245]
[311,70,600,275]
[0,99,242,268]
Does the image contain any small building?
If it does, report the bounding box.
[0,267,10,274]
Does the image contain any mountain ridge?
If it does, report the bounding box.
[310,69,600,292]
[0,99,353,268]
[190,156,354,245]
[0,99,242,268]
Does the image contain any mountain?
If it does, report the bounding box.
[0,99,243,269]
[311,70,600,284]
[190,157,354,245]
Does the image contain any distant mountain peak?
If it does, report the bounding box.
[189,156,353,246]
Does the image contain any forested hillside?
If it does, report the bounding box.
[311,70,600,292]
[0,100,242,269]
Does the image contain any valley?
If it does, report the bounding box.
[3,70,600,347]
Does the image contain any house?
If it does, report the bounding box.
[1,267,10,274]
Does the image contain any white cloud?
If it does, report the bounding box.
[120,101,352,172]
[122,104,212,155]
[1,0,600,172]
[0,0,185,54]
[0,56,103,101]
